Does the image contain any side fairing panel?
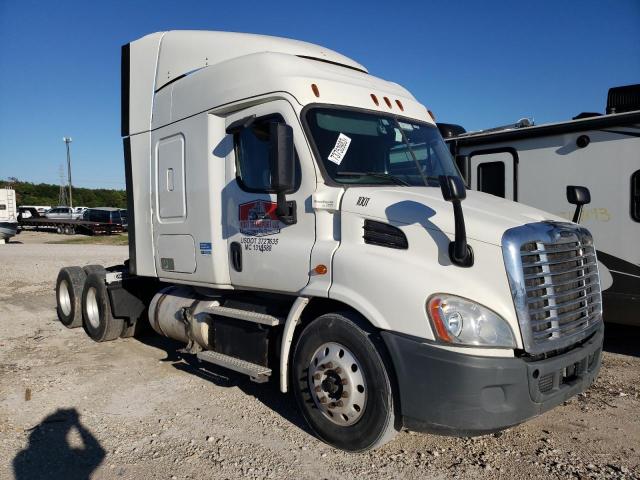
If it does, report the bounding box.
[126,133,156,277]
[123,33,164,136]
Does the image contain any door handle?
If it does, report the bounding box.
[230,242,242,272]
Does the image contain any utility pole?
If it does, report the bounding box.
[58,165,68,206]
[63,137,73,209]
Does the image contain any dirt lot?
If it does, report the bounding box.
[1,231,639,479]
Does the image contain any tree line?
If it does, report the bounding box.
[0,179,127,209]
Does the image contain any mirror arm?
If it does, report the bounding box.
[449,199,474,267]
[572,205,583,224]
[276,191,297,225]
[439,175,474,267]
[451,199,468,261]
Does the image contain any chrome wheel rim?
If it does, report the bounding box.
[58,280,71,316]
[308,342,367,426]
[86,287,100,329]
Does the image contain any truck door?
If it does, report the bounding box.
[469,149,517,200]
[224,100,316,292]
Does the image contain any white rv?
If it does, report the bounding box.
[0,187,18,243]
[54,31,604,451]
[442,85,640,326]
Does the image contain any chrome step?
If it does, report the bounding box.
[197,350,272,383]
[204,305,283,326]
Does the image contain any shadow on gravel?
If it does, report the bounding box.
[603,323,640,358]
[136,334,313,436]
[13,408,105,480]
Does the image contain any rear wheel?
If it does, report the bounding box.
[82,264,105,276]
[291,312,400,451]
[55,267,86,328]
[82,272,124,342]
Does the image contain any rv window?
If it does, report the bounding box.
[632,170,640,222]
[477,161,505,198]
[234,117,301,193]
[0,205,6,210]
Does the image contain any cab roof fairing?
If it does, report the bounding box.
[151,52,433,131]
[152,30,369,90]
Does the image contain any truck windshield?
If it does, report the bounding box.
[305,107,460,186]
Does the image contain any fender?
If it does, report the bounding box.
[279,296,310,392]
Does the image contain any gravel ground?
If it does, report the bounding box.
[1,232,639,479]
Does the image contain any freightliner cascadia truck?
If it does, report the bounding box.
[55,31,604,451]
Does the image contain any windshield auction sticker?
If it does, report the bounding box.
[327,133,352,165]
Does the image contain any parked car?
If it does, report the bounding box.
[82,207,127,227]
[73,206,88,217]
[44,206,75,219]
[19,205,51,218]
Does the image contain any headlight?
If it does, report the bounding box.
[427,294,516,348]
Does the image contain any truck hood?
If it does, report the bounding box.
[340,186,565,246]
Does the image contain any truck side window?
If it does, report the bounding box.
[632,170,640,222]
[477,161,505,198]
[234,118,301,193]
[235,121,273,192]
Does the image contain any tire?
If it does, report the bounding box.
[82,264,105,276]
[55,267,86,328]
[81,272,124,342]
[291,312,400,451]
[56,226,63,234]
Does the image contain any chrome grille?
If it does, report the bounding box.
[503,222,603,355]
[521,240,601,344]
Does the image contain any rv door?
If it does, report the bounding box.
[469,149,517,200]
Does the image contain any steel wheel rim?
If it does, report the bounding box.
[86,287,100,329]
[58,279,72,316]
[308,342,367,426]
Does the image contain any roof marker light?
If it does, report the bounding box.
[311,83,320,98]
[395,99,404,111]
[383,96,392,108]
[370,94,379,106]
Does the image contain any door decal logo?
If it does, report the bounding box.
[239,200,280,237]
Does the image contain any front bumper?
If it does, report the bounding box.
[381,324,603,435]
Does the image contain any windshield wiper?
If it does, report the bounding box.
[336,171,410,186]
[392,119,430,187]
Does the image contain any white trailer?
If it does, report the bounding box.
[442,85,640,326]
[55,31,604,451]
[0,187,18,243]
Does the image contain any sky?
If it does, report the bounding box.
[0,0,639,189]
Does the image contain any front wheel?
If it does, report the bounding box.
[291,312,400,451]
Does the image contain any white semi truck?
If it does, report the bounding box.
[55,31,604,451]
